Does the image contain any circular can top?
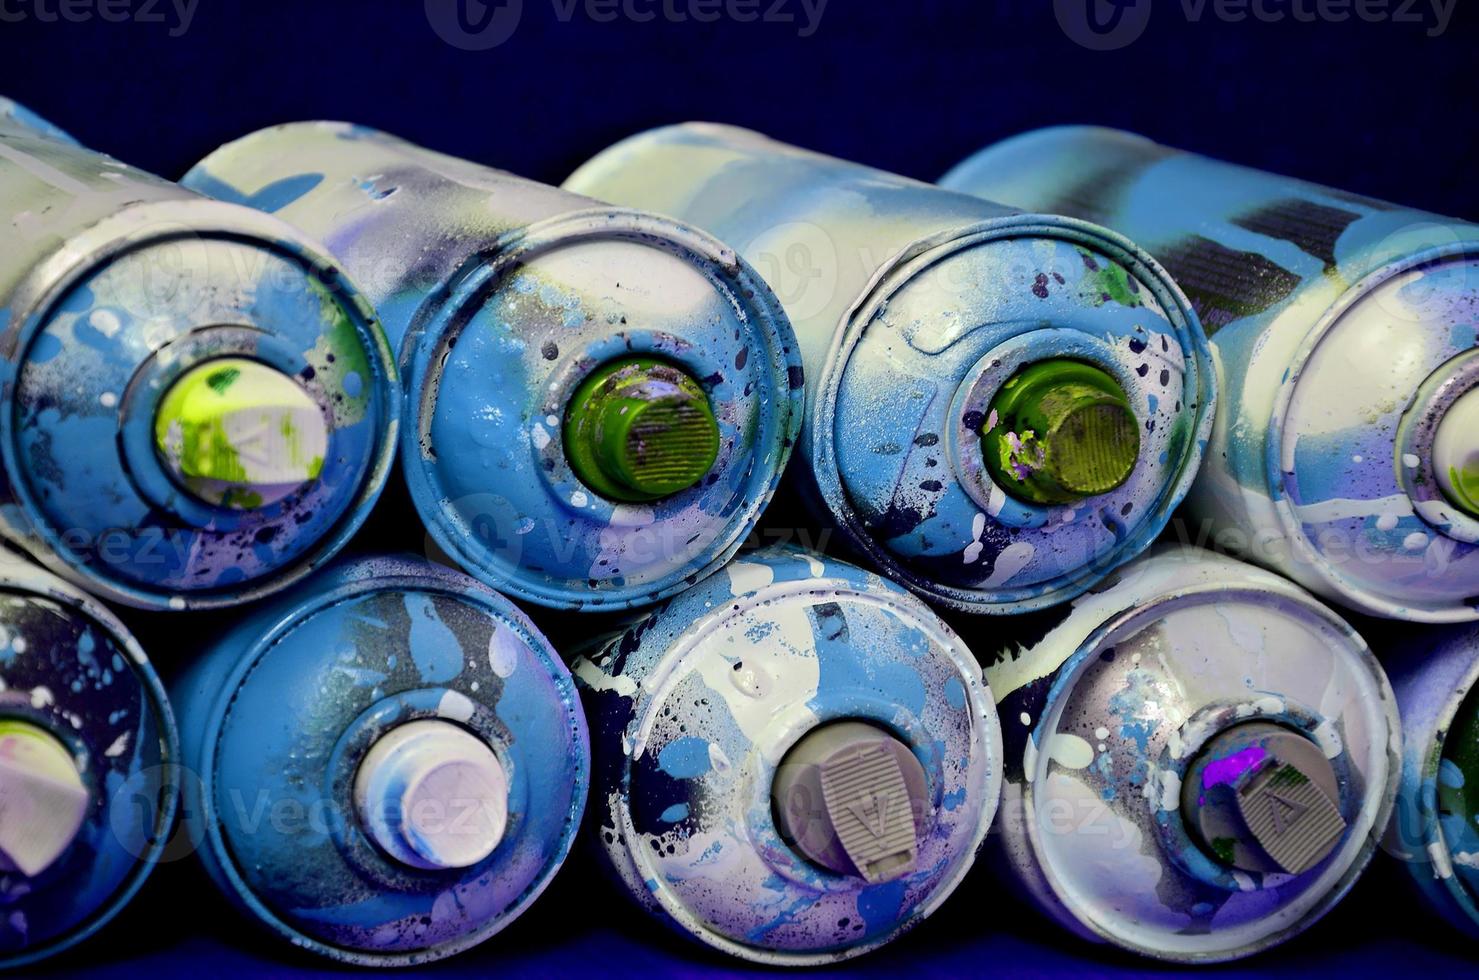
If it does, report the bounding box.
[820,221,1213,614]
[1275,249,1479,621]
[3,199,399,610]
[186,556,588,966]
[0,559,178,969]
[401,210,803,611]
[1008,547,1397,962]
[574,547,1002,965]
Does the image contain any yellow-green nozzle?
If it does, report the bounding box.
[563,358,720,503]
[0,720,90,878]
[153,357,329,510]
[984,360,1139,506]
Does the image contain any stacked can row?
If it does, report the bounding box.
[0,98,1474,969]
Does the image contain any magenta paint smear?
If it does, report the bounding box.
[1198,745,1269,805]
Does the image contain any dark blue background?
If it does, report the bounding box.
[4,0,1477,219]
[5,1,1477,975]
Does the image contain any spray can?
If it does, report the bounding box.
[573,546,1002,964]
[971,545,1399,962]
[1385,623,1479,939]
[182,123,803,612]
[0,552,178,968]
[170,554,588,966]
[563,123,1214,615]
[0,102,399,611]
[943,127,1479,622]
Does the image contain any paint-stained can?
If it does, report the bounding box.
[183,123,803,611]
[564,124,1214,615]
[0,551,178,968]
[972,545,1398,962]
[1385,624,1479,939]
[0,102,399,611]
[171,555,589,966]
[943,127,1479,622]
[573,546,1002,964]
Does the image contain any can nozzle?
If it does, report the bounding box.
[0,720,90,878]
[771,721,928,883]
[154,357,329,510]
[353,720,508,871]
[1434,387,1479,518]
[563,358,720,503]
[1182,722,1347,876]
[984,360,1139,506]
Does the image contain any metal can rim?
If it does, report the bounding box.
[808,215,1215,615]
[0,558,181,969]
[0,197,400,611]
[1265,241,1479,623]
[399,205,804,611]
[189,557,588,966]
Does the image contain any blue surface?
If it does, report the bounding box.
[3,1,1476,973]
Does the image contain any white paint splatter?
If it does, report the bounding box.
[437,690,476,723]
[725,561,774,596]
[487,628,521,678]
[104,732,130,757]
[1046,733,1094,770]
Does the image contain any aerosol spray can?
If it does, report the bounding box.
[973,545,1399,962]
[171,555,589,966]
[573,547,1002,964]
[943,127,1479,622]
[0,101,399,611]
[183,123,803,611]
[564,123,1215,615]
[1386,624,1479,939]
[0,552,178,968]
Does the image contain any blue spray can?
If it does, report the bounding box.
[170,555,589,966]
[944,127,1479,622]
[183,123,803,612]
[1385,624,1479,939]
[572,547,1003,964]
[564,124,1215,615]
[0,550,178,968]
[971,545,1399,962]
[0,101,399,611]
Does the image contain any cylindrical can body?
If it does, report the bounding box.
[0,551,178,968]
[183,123,803,611]
[1385,624,1479,938]
[573,546,1003,965]
[943,127,1479,622]
[170,554,589,966]
[970,545,1398,962]
[565,124,1214,615]
[0,105,399,610]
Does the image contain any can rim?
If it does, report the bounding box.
[0,197,400,611]
[0,558,180,969]
[1414,648,1479,927]
[399,206,803,611]
[1020,576,1399,963]
[189,557,589,966]
[807,215,1215,614]
[1266,241,1479,622]
[609,571,1003,965]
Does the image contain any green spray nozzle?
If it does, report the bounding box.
[563,358,720,503]
[153,357,329,510]
[983,359,1139,506]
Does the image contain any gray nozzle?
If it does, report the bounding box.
[1182,721,1347,876]
[771,721,928,883]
